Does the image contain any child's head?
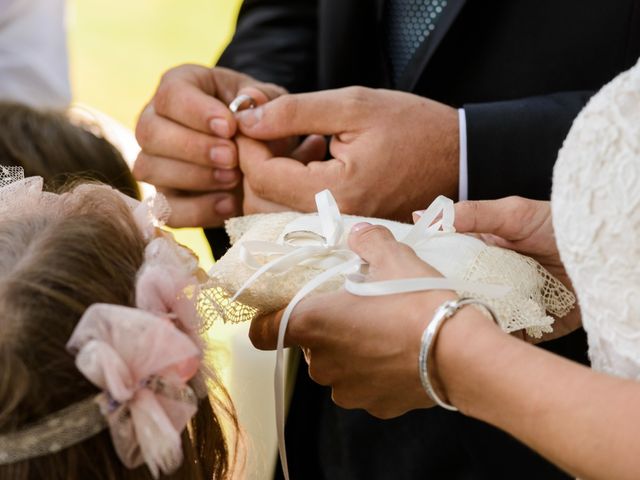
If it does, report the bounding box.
[0,101,138,198]
[0,175,235,479]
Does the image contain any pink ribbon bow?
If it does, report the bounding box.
[66,304,202,478]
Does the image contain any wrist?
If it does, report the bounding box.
[429,302,503,413]
[408,290,458,407]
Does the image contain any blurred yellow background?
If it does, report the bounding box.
[68,0,241,129]
[68,0,243,271]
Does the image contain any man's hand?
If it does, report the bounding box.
[249,223,457,419]
[236,87,459,221]
[133,64,286,227]
[450,197,582,342]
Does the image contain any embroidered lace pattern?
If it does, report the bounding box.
[201,212,575,338]
[552,57,640,379]
[0,166,24,187]
[463,247,574,337]
[199,213,344,324]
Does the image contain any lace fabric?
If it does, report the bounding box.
[0,166,24,187]
[552,57,640,379]
[202,209,575,338]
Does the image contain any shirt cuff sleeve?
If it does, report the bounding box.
[458,108,468,201]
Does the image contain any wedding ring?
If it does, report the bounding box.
[229,94,257,113]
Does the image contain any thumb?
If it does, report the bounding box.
[235,88,361,140]
[348,223,402,268]
[235,83,285,108]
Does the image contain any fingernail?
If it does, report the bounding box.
[209,146,234,168]
[351,222,372,233]
[215,196,236,216]
[236,107,263,128]
[210,118,231,137]
[214,168,238,184]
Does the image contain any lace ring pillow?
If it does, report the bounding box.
[201,190,575,339]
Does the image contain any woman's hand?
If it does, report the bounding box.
[445,197,581,342]
[249,223,457,419]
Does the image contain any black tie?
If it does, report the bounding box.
[385,0,449,86]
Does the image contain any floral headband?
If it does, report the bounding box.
[0,168,207,478]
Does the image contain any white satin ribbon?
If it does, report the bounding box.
[233,190,510,480]
[345,276,510,297]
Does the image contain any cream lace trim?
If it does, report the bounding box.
[198,213,575,339]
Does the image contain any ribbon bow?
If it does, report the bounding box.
[66,304,202,479]
[232,190,510,480]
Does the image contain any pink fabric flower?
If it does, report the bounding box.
[136,236,204,340]
[66,304,201,478]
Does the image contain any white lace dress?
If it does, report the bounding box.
[552,57,640,379]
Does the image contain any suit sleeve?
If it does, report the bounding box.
[463,91,594,201]
[216,0,319,93]
[207,1,319,258]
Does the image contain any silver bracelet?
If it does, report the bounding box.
[418,297,499,411]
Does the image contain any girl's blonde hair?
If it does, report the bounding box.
[0,184,237,479]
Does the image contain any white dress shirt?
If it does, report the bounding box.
[458,108,468,201]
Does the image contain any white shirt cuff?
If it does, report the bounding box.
[458,108,468,201]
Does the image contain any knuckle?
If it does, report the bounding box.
[287,307,313,344]
[343,86,369,102]
[337,195,356,215]
[182,133,206,160]
[178,202,208,228]
[273,95,298,123]
[132,154,150,181]
[248,322,271,350]
[308,364,331,386]
[158,64,193,85]
[358,224,390,242]
[342,86,371,113]
[247,174,268,200]
[504,196,531,216]
[134,112,156,147]
[187,207,207,228]
[153,79,177,116]
[369,408,394,420]
[331,389,356,410]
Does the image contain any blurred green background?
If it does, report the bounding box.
[68,0,243,270]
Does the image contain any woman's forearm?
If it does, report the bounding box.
[435,309,640,480]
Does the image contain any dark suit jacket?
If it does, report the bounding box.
[212,1,640,478]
